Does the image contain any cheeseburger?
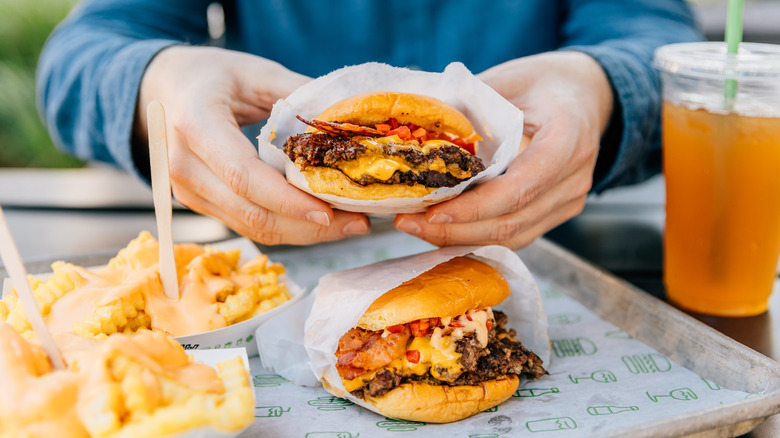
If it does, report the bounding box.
[333,256,546,423]
[283,91,486,200]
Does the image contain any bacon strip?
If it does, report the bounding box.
[335,326,411,380]
[296,115,383,137]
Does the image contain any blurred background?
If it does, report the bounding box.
[0,0,82,168]
[2,0,779,170]
[2,0,780,258]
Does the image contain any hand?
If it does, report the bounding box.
[394,51,613,249]
[135,46,370,245]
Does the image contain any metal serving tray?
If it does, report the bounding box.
[2,232,778,437]
[517,238,780,438]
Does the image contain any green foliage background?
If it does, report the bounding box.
[0,0,83,168]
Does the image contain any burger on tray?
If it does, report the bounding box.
[298,246,550,423]
[333,256,546,422]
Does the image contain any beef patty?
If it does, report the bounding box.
[283,133,486,188]
[352,311,547,400]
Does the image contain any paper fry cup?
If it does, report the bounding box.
[175,238,305,356]
[167,348,254,438]
[257,62,525,216]
[2,238,303,357]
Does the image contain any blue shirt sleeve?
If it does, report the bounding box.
[35,0,212,179]
[558,0,703,192]
[37,0,703,190]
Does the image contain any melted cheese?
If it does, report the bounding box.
[342,308,497,392]
[335,137,472,182]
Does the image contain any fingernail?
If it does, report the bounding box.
[306,210,330,227]
[428,213,453,224]
[396,218,422,235]
[343,220,369,236]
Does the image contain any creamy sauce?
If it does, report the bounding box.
[14,232,289,338]
[0,324,228,437]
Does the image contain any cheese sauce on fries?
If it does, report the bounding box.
[0,323,253,437]
[1,231,291,339]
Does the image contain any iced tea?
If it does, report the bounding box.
[663,101,780,316]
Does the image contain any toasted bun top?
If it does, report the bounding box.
[356,257,509,331]
[314,91,481,143]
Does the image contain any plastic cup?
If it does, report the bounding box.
[654,42,780,316]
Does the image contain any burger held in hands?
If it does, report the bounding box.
[258,62,525,214]
[284,91,486,200]
[300,246,550,424]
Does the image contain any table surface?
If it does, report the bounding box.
[0,169,777,437]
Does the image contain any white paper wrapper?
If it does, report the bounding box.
[2,238,304,357]
[257,244,550,418]
[257,62,524,215]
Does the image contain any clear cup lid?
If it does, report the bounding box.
[653,42,780,80]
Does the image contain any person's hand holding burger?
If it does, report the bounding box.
[135,46,371,245]
[395,51,614,249]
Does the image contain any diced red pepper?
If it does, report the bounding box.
[386,126,411,140]
[386,324,404,334]
[486,319,493,331]
[466,314,473,321]
[411,127,427,140]
[389,118,399,129]
[451,319,465,328]
[406,350,421,363]
[409,319,430,337]
[375,123,391,133]
[429,317,441,328]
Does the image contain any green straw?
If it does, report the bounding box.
[724,0,744,108]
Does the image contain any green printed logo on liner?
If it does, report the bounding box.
[551,337,597,358]
[468,435,501,438]
[604,329,632,339]
[586,405,639,415]
[548,313,581,325]
[483,406,498,413]
[304,432,360,438]
[376,418,425,432]
[622,353,672,374]
[526,417,577,432]
[701,377,722,390]
[253,374,289,387]
[646,387,698,402]
[541,288,563,300]
[514,387,559,398]
[254,406,291,417]
[569,369,617,384]
[307,396,355,411]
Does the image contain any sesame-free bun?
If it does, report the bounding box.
[365,376,520,423]
[302,166,434,200]
[357,256,510,332]
[338,256,516,423]
[313,91,482,144]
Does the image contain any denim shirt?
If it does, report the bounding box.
[36,0,702,192]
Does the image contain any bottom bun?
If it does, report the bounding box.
[301,167,434,200]
[364,375,520,423]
